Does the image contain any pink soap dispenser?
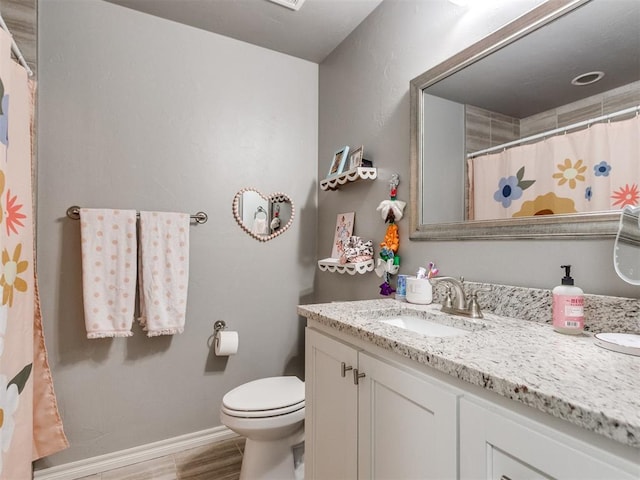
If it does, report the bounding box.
[552,265,584,335]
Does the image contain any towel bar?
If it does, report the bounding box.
[66,205,208,224]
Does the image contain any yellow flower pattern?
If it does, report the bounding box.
[513,192,577,217]
[552,158,587,189]
[0,243,28,307]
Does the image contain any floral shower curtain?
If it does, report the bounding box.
[469,114,640,220]
[0,28,67,478]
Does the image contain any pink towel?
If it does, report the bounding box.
[80,209,137,338]
[138,211,190,336]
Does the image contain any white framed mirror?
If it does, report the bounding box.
[409,0,639,240]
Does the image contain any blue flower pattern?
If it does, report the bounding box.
[585,186,592,201]
[594,161,611,177]
[493,176,523,208]
[0,93,8,147]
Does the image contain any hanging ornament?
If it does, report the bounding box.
[382,223,399,253]
[376,173,406,222]
[375,173,406,296]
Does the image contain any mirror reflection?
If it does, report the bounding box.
[233,188,295,242]
[614,205,640,285]
[410,0,640,240]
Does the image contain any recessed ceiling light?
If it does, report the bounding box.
[571,71,605,86]
[266,0,306,11]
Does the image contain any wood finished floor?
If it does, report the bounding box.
[76,437,245,480]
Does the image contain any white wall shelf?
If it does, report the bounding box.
[320,167,377,191]
[317,258,374,275]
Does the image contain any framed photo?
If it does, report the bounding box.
[331,212,355,259]
[348,145,364,170]
[327,146,350,178]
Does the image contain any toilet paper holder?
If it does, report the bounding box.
[213,320,239,356]
[214,320,226,334]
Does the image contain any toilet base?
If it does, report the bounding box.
[240,426,304,480]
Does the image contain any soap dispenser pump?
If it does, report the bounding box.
[552,265,584,334]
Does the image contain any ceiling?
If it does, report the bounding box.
[104,0,638,117]
[425,0,640,119]
[106,0,384,63]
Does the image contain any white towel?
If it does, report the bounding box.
[138,211,190,336]
[79,208,137,338]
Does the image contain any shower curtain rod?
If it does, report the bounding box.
[467,105,640,159]
[0,12,33,77]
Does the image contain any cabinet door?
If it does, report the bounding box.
[460,397,639,480]
[357,352,459,480]
[305,328,359,480]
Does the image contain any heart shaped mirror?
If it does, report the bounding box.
[233,188,295,242]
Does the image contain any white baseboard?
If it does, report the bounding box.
[33,426,238,480]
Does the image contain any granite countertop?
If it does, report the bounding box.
[298,298,640,448]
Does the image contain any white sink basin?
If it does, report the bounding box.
[380,315,470,337]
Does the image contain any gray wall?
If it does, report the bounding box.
[34,0,640,469]
[316,0,639,302]
[37,0,317,467]
[422,94,464,224]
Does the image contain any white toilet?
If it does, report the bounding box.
[220,376,305,480]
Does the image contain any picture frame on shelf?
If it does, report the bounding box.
[348,145,364,170]
[327,146,350,178]
[331,212,355,259]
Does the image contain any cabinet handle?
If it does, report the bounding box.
[500,476,512,480]
[340,362,353,377]
[353,368,366,385]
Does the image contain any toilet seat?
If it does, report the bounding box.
[222,376,304,418]
[221,401,304,418]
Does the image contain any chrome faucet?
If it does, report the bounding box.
[429,276,489,319]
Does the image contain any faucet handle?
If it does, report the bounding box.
[467,295,483,318]
[442,285,453,309]
[467,286,491,318]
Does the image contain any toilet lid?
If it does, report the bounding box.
[222,376,305,412]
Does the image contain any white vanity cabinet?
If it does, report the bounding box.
[305,328,359,479]
[305,328,459,479]
[459,397,639,480]
[357,351,458,479]
[305,324,639,480]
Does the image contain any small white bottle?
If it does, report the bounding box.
[552,265,584,335]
